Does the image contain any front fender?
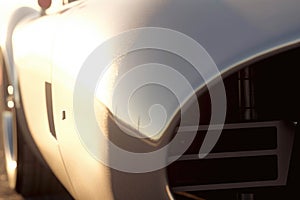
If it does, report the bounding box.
[0,2,39,106]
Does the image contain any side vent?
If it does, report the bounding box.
[45,82,57,139]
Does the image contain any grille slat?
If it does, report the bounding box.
[168,121,294,192]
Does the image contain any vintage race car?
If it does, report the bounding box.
[1,0,300,199]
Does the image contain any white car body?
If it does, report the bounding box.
[1,0,300,199]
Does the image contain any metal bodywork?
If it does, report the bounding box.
[1,0,300,199]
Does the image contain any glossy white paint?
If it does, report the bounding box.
[12,11,76,197]
[2,0,300,199]
[50,0,300,198]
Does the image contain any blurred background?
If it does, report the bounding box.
[0,121,23,200]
